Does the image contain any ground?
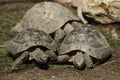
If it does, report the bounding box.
[0,2,120,80]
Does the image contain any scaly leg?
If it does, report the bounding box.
[84,53,93,68]
[45,50,57,61]
[57,54,70,63]
[12,51,29,69]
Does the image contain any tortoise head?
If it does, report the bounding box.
[29,48,49,64]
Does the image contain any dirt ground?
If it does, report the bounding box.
[1,48,120,80]
[0,2,120,80]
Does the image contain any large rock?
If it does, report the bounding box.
[54,0,120,24]
[0,0,42,3]
[84,0,120,24]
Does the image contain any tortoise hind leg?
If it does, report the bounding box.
[84,53,94,69]
[54,29,65,44]
[73,52,85,70]
[12,51,29,70]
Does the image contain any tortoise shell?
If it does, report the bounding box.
[6,29,57,56]
[12,2,78,33]
[59,25,112,59]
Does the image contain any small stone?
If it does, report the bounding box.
[52,76,55,78]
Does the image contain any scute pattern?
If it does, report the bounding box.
[12,2,78,33]
[6,29,57,56]
[60,25,111,59]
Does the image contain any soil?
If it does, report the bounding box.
[1,48,120,80]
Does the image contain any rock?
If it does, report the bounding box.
[84,0,120,24]
[54,0,120,24]
[0,0,42,3]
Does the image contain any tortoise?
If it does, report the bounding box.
[6,29,57,69]
[11,1,81,43]
[57,25,112,69]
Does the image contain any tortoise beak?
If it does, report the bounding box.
[28,56,32,61]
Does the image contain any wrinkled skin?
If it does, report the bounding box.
[12,48,48,69]
[29,48,49,64]
[12,48,57,70]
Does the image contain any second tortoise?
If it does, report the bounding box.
[58,25,112,69]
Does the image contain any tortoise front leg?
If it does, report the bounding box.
[57,54,70,63]
[45,50,57,61]
[12,51,29,70]
[84,53,93,68]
